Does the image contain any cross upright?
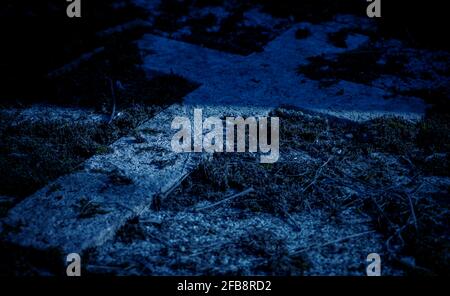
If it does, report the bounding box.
[139,18,426,121]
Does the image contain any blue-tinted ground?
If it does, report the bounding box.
[0,0,449,275]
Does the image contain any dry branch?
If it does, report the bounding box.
[195,188,255,211]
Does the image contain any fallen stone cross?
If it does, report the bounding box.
[2,17,427,255]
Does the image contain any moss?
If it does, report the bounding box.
[0,119,99,197]
[238,226,309,275]
[115,217,146,244]
[74,197,109,219]
[95,145,114,155]
[0,108,138,198]
[165,106,450,275]
[0,16,198,200]
[358,117,417,154]
[0,49,197,200]
[362,188,450,275]
[417,113,450,153]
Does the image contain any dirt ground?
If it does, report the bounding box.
[84,107,449,276]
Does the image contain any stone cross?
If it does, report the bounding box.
[2,17,426,254]
[139,18,425,121]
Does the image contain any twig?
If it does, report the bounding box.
[189,242,231,257]
[159,156,193,200]
[108,78,116,124]
[292,230,376,254]
[195,188,255,211]
[301,156,333,193]
[405,192,418,231]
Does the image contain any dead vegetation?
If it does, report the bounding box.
[0,7,199,201]
[2,0,448,276]
[160,107,449,275]
[0,37,197,203]
[0,106,143,199]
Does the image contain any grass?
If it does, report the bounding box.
[162,107,450,275]
[2,0,448,275]
[0,97,199,201]
[0,1,197,202]
[0,106,137,199]
[0,118,110,198]
[0,33,198,202]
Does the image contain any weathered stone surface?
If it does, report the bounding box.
[2,105,192,253]
[139,16,427,121]
[1,103,270,253]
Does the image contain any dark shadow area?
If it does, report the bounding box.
[1,0,149,103]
